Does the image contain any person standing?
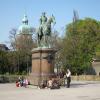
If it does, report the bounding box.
[66,69,71,88]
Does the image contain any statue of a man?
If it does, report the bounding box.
[37,12,47,47]
[40,12,47,25]
[37,12,55,48]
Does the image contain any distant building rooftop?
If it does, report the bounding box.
[0,44,9,51]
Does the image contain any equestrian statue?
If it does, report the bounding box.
[37,12,56,48]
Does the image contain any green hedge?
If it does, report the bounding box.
[0,75,25,83]
[71,75,100,81]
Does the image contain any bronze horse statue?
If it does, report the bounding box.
[37,14,56,47]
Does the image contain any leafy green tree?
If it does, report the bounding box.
[61,18,100,75]
[0,50,9,74]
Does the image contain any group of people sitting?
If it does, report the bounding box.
[39,78,60,89]
[15,69,71,89]
[16,77,30,88]
[39,68,71,89]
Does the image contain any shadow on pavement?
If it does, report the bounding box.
[70,83,88,88]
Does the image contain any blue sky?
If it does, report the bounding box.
[0,0,100,44]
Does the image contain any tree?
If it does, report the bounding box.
[0,50,9,74]
[50,30,63,73]
[8,27,36,74]
[61,18,100,75]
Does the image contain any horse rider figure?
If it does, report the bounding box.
[37,12,47,46]
[37,12,56,47]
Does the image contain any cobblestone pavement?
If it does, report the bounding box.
[0,81,100,100]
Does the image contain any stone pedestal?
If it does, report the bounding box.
[29,48,56,85]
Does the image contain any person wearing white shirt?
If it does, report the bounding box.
[66,69,71,88]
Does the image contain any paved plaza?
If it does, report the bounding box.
[0,81,100,100]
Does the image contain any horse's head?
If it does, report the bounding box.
[51,14,56,25]
[47,14,56,25]
[41,14,56,36]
